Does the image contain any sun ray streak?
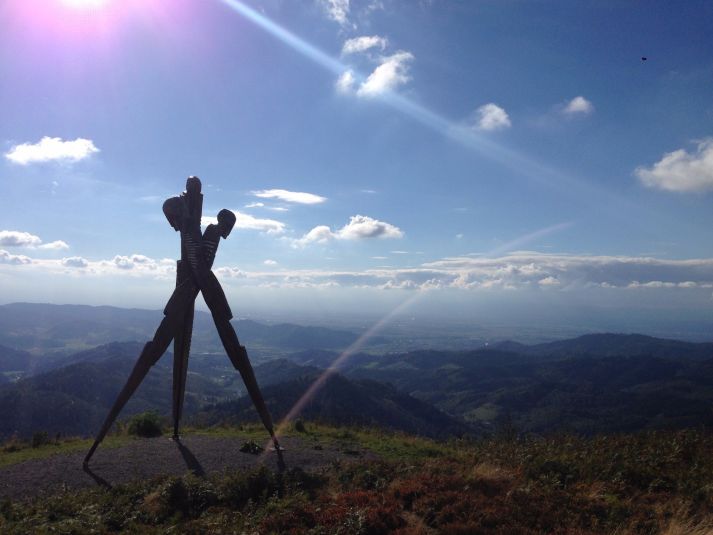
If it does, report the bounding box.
[259,292,424,455]
[217,0,647,218]
[219,0,344,75]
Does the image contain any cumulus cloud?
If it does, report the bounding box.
[421,253,713,291]
[338,214,403,239]
[202,211,285,235]
[0,231,42,248]
[295,215,403,247]
[336,70,356,93]
[252,189,326,205]
[0,249,31,265]
[264,259,278,266]
[0,230,69,250]
[474,103,511,131]
[357,51,414,97]
[563,96,594,116]
[5,136,99,165]
[62,256,88,268]
[39,240,70,250]
[635,139,713,193]
[113,255,137,270]
[319,0,350,25]
[342,35,388,55]
[296,225,334,246]
[2,249,713,296]
[214,266,247,279]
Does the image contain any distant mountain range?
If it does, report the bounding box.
[1,303,713,441]
[493,333,713,360]
[0,342,464,440]
[192,371,469,439]
[0,302,383,358]
[327,345,713,434]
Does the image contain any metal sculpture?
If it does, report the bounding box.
[84,176,282,467]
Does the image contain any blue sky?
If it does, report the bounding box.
[1,0,712,335]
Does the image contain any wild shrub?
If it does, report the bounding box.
[2,434,24,453]
[283,466,326,498]
[31,431,51,449]
[217,466,280,509]
[127,411,164,438]
[337,460,396,491]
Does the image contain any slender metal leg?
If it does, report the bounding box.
[172,297,196,438]
[214,317,284,466]
[84,336,168,466]
[84,286,192,466]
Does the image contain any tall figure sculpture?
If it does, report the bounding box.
[84,176,282,467]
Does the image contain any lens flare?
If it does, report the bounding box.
[61,0,110,9]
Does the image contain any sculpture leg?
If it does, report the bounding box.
[196,271,282,452]
[84,336,169,466]
[214,320,276,434]
[214,318,284,466]
[172,295,196,438]
[84,282,194,466]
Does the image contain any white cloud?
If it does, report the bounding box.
[252,189,326,205]
[62,256,88,268]
[342,35,388,55]
[5,136,99,165]
[245,202,265,208]
[338,215,403,239]
[319,0,350,25]
[0,230,71,250]
[214,266,247,279]
[113,255,136,270]
[0,231,42,248]
[635,139,713,193]
[474,103,511,131]
[336,70,356,93]
[2,249,713,296]
[264,259,278,266]
[202,211,285,235]
[356,51,414,97]
[295,225,334,246]
[563,96,594,116]
[0,249,31,265]
[39,240,70,250]
[295,215,403,247]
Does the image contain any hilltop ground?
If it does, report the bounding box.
[2,423,713,534]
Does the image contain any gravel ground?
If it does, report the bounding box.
[0,434,369,502]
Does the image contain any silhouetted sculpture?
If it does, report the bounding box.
[84,176,282,467]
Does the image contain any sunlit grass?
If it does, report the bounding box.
[3,423,713,534]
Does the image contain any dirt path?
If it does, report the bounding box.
[0,434,368,502]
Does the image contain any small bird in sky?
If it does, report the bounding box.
[641,56,648,61]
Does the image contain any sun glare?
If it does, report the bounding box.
[61,0,109,9]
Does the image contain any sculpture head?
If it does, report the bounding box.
[217,209,236,239]
[163,196,186,232]
[186,176,202,195]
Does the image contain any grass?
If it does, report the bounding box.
[2,423,713,533]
